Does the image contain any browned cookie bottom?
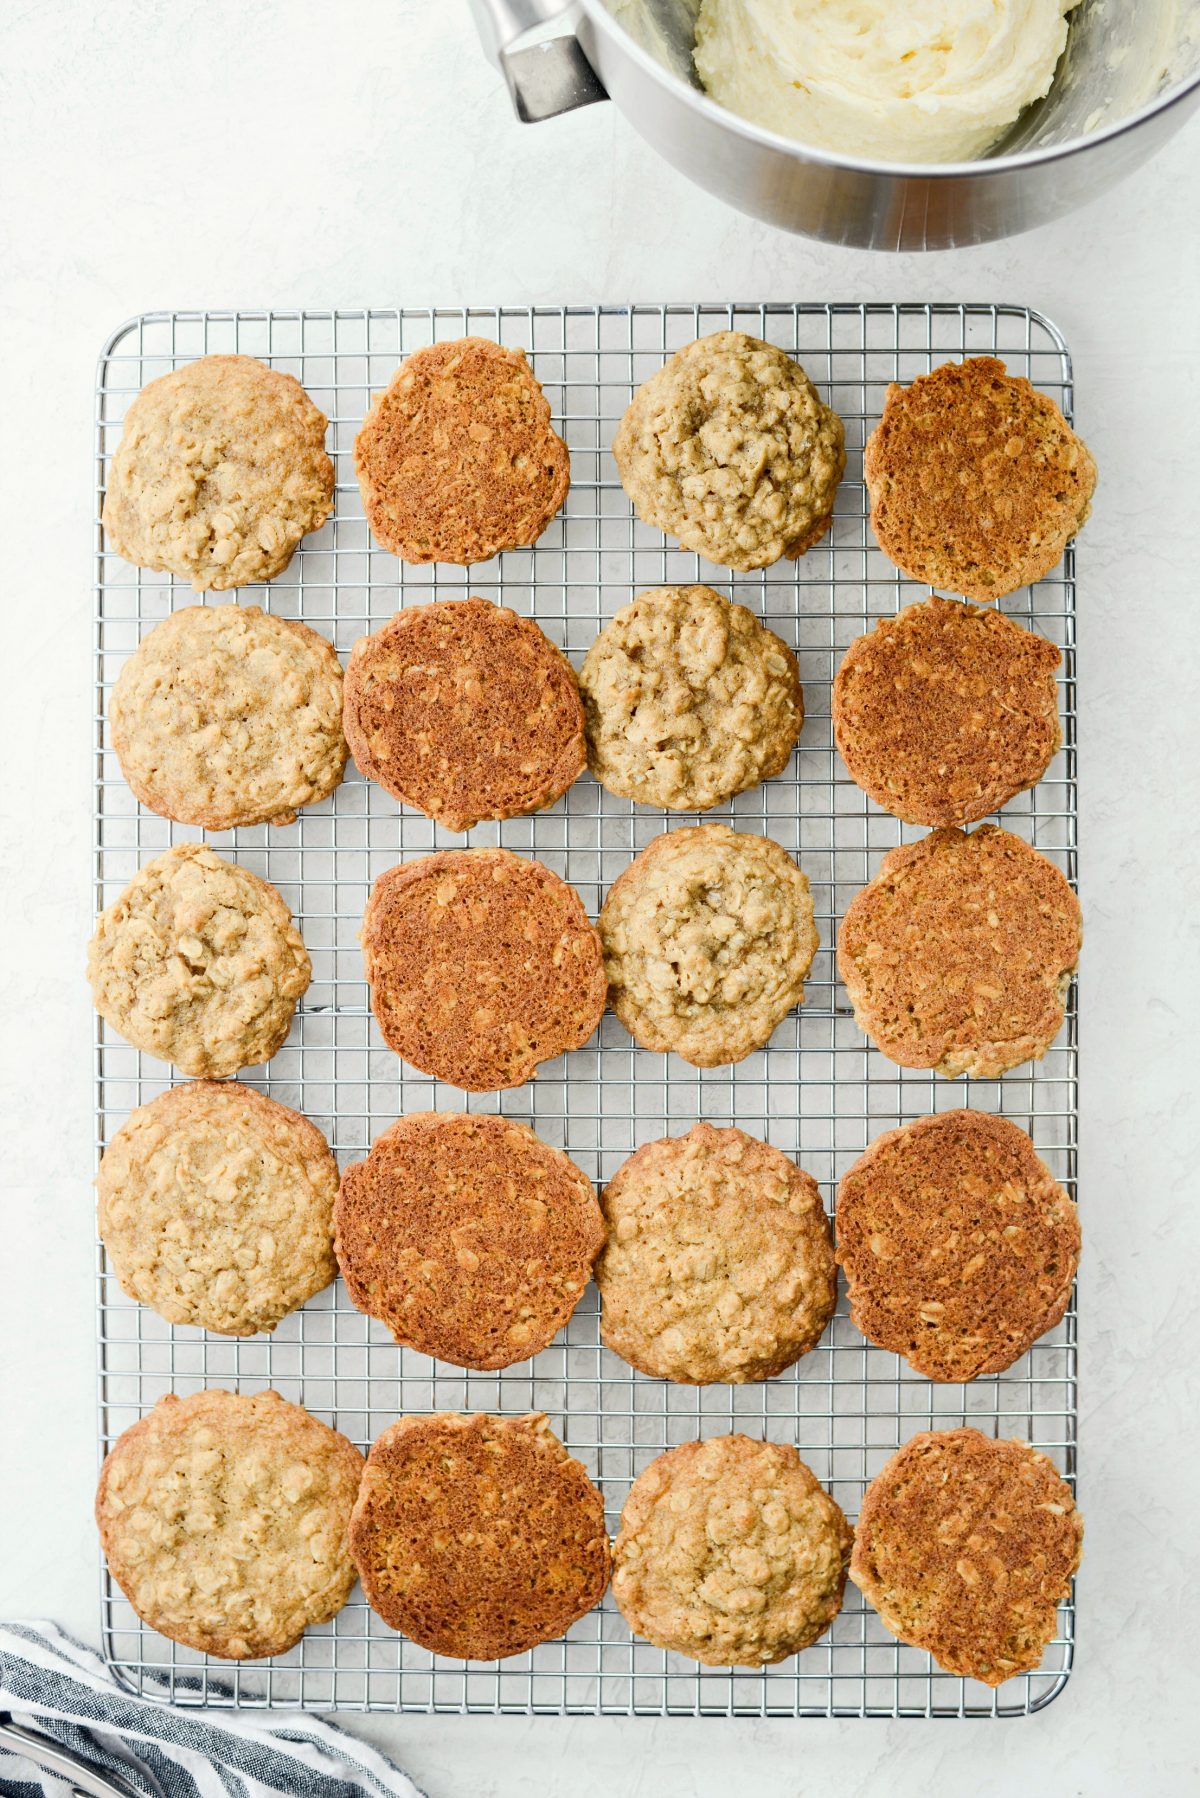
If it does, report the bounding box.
[343,597,583,830]
[335,1112,604,1368]
[350,1413,611,1660]
[361,848,606,1091]
[851,1428,1083,1685]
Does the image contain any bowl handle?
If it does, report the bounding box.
[467,0,608,120]
[0,1715,141,1798]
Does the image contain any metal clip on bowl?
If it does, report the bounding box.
[467,0,607,121]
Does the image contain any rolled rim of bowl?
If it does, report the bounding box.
[580,0,1200,179]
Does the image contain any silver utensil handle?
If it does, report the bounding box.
[467,0,608,121]
[0,1714,142,1798]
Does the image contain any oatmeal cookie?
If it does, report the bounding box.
[101,355,334,590]
[597,1125,835,1383]
[851,1428,1083,1685]
[599,824,818,1067]
[361,848,606,1091]
[836,1110,1080,1382]
[343,596,584,830]
[335,1113,604,1369]
[580,585,803,810]
[350,1412,610,1659]
[97,1082,338,1336]
[87,844,310,1078]
[96,1389,364,1660]
[354,338,570,564]
[612,332,844,572]
[864,357,1096,602]
[832,596,1061,827]
[836,825,1081,1080]
[110,603,347,830]
[613,1435,851,1666]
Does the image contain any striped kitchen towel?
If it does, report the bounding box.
[0,1622,425,1798]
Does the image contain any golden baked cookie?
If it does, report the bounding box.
[597,1124,835,1383]
[110,603,347,830]
[612,332,844,572]
[361,848,606,1091]
[354,338,570,564]
[88,844,310,1078]
[335,1113,604,1369]
[864,357,1096,602]
[97,1082,338,1336]
[101,355,334,591]
[836,1110,1080,1382]
[851,1428,1083,1685]
[580,585,803,811]
[96,1389,364,1660]
[832,596,1062,827]
[837,825,1081,1080]
[612,1435,851,1667]
[343,597,584,831]
[349,1412,611,1660]
[599,824,818,1067]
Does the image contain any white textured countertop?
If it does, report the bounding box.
[2,4,1198,1793]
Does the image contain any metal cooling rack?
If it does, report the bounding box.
[93,303,1078,1719]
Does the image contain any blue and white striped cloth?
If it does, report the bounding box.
[0,1624,425,1798]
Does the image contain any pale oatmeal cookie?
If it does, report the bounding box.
[95,1389,364,1660]
[599,824,818,1067]
[97,1082,338,1336]
[110,604,347,830]
[851,1428,1083,1685]
[597,1125,835,1383]
[580,585,803,810]
[102,356,334,591]
[87,844,311,1078]
[612,332,845,572]
[613,1435,852,1666]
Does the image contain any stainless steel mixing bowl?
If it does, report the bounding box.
[468,0,1200,249]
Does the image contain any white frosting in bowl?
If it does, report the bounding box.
[691,0,1081,163]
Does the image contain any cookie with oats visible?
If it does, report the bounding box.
[101,355,334,591]
[335,1112,604,1369]
[835,1110,1080,1382]
[110,603,347,830]
[832,596,1061,827]
[599,824,818,1068]
[864,357,1096,602]
[612,1435,852,1667]
[360,848,606,1091]
[597,1124,835,1383]
[612,331,844,572]
[350,1412,611,1660]
[580,584,803,811]
[354,337,570,564]
[850,1428,1083,1685]
[342,596,584,830]
[836,825,1081,1080]
[96,1389,364,1660]
[97,1081,338,1336]
[87,843,311,1079]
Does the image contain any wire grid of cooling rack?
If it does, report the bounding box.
[94,302,1078,1719]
